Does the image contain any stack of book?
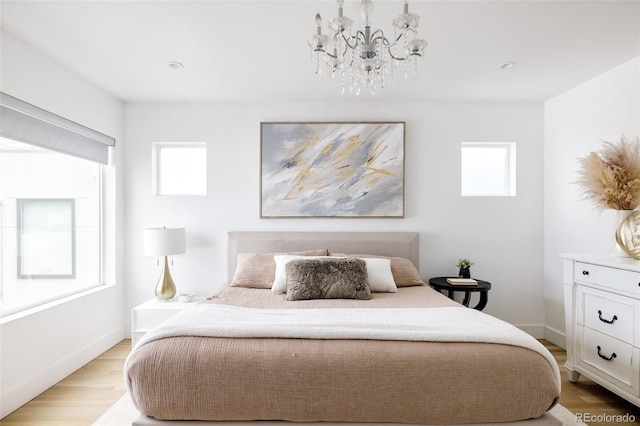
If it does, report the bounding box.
[446,278,478,285]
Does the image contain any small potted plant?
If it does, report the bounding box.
[456,258,474,278]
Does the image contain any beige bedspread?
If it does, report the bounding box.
[126,283,560,424]
[205,279,460,309]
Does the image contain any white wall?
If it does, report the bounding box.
[124,101,545,335]
[0,30,125,417]
[544,57,640,348]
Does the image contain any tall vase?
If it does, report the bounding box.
[612,209,634,257]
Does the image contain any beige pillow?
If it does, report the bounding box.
[230,249,328,289]
[328,252,423,287]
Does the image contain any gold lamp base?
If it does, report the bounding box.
[155,256,177,301]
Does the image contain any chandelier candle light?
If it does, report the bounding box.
[143,227,186,301]
[308,0,428,95]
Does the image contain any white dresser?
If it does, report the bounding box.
[562,254,640,407]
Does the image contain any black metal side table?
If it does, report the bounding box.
[428,277,492,311]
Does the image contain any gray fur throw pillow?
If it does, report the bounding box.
[285,258,371,301]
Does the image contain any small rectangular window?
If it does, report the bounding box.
[152,142,207,196]
[17,199,76,279]
[461,142,516,196]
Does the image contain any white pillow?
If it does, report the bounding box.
[360,257,397,293]
[272,255,397,294]
[272,255,328,293]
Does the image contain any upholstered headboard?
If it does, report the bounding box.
[227,231,419,277]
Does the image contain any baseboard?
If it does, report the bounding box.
[543,326,566,349]
[513,325,566,348]
[0,327,123,419]
[516,325,545,338]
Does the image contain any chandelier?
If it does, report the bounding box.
[308,0,428,95]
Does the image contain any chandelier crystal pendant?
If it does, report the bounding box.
[308,0,428,95]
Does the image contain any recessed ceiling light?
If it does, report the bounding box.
[498,61,517,70]
[167,61,184,70]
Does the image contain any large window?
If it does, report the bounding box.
[0,139,101,315]
[0,92,113,316]
[461,142,516,197]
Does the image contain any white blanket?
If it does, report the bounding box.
[134,304,560,391]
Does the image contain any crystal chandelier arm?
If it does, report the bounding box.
[370,30,408,60]
[369,29,387,44]
[386,43,422,61]
[386,39,427,61]
[374,27,417,49]
[341,30,366,50]
[317,39,348,60]
[386,47,409,61]
[324,48,338,59]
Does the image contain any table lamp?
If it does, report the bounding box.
[143,227,185,301]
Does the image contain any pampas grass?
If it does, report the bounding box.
[576,135,640,210]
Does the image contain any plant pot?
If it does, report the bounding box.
[458,267,470,279]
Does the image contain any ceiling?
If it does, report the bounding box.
[1,0,639,103]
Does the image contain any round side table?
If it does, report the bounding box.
[428,277,492,311]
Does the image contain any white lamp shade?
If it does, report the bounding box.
[143,227,186,256]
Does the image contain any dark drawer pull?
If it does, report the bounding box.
[597,345,617,361]
[598,310,618,324]
[582,270,589,275]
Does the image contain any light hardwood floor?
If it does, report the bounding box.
[0,340,130,426]
[1,339,639,425]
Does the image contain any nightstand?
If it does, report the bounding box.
[428,277,491,311]
[131,297,203,347]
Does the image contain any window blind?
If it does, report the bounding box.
[0,92,115,164]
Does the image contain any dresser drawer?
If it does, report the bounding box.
[575,262,640,296]
[579,326,636,388]
[578,286,636,345]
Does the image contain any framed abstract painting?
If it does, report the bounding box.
[260,122,405,218]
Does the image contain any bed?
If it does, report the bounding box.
[125,232,560,425]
